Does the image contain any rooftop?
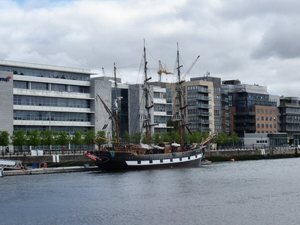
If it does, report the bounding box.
[0,60,94,75]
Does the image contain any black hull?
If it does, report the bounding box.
[85,148,203,171]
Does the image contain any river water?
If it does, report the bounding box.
[1,158,300,225]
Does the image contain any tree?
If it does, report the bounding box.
[94,131,107,150]
[229,133,240,146]
[71,130,84,151]
[55,132,70,151]
[153,132,162,144]
[40,129,54,150]
[0,131,10,147]
[123,131,130,144]
[84,130,95,149]
[11,130,26,151]
[215,132,228,146]
[27,130,41,148]
[131,132,141,144]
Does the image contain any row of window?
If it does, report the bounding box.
[154,104,166,112]
[256,116,277,121]
[0,65,90,81]
[14,81,90,93]
[187,86,208,92]
[256,140,268,144]
[285,108,300,114]
[14,111,91,122]
[256,109,277,114]
[153,92,166,99]
[257,123,277,129]
[154,116,169,124]
[14,96,90,108]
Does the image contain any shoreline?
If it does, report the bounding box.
[2,166,98,177]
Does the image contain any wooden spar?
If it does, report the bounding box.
[176,43,186,147]
[113,63,120,145]
[143,40,152,144]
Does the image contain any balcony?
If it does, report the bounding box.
[13,105,94,113]
[13,89,92,99]
[14,75,90,86]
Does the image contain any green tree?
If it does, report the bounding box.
[11,130,27,151]
[161,132,171,143]
[229,133,240,146]
[84,130,95,149]
[94,131,107,150]
[153,132,162,144]
[55,131,70,151]
[71,130,84,151]
[40,129,54,150]
[123,131,130,144]
[27,130,41,148]
[131,132,141,144]
[0,131,10,147]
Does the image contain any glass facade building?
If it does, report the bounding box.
[0,60,94,135]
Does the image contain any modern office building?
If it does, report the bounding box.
[128,83,171,136]
[222,80,278,136]
[191,76,222,133]
[169,79,215,133]
[278,97,300,141]
[0,60,96,135]
[92,76,129,138]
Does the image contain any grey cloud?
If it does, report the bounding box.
[220,0,300,19]
[252,19,300,59]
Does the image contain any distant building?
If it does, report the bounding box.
[222,80,278,136]
[278,97,300,142]
[243,132,288,148]
[191,76,222,133]
[91,76,129,138]
[128,83,171,136]
[169,79,215,133]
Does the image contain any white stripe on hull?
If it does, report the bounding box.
[125,153,203,166]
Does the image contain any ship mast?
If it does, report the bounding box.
[112,62,120,146]
[176,43,186,147]
[143,40,153,144]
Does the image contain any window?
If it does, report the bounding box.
[14,81,28,89]
[52,84,66,92]
[31,82,48,90]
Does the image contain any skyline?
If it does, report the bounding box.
[1,0,300,96]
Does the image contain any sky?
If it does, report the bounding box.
[1,0,300,96]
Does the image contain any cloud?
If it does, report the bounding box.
[252,18,300,59]
[1,0,300,97]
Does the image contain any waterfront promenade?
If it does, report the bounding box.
[0,146,298,167]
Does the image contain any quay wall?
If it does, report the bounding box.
[205,147,299,161]
[0,153,90,167]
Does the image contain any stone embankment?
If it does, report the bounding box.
[205,147,299,161]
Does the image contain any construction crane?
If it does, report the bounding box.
[182,55,200,79]
[157,60,173,82]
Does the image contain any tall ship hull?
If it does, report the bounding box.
[85,148,204,171]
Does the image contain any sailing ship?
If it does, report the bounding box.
[85,43,213,170]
